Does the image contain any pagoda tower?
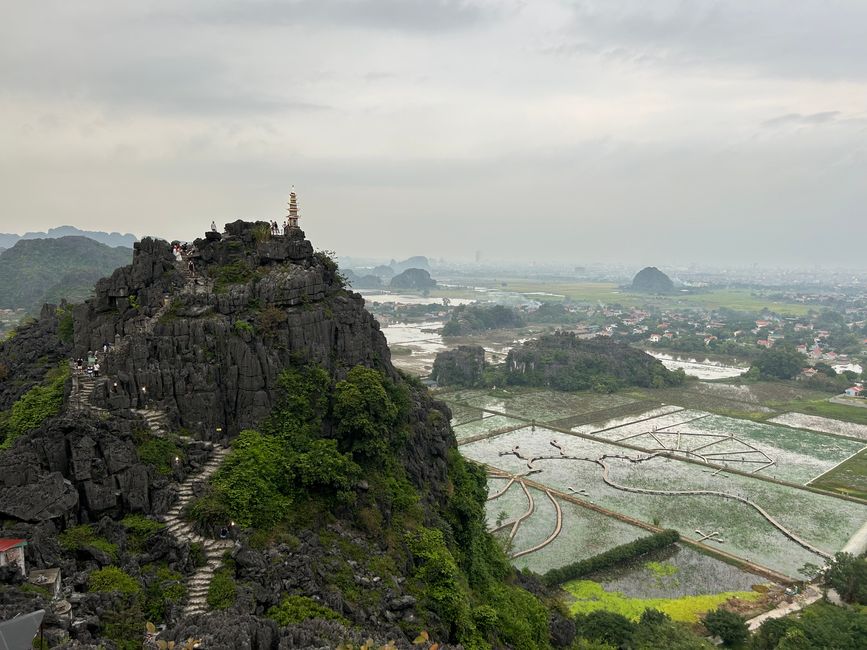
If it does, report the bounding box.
[286,188,300,229]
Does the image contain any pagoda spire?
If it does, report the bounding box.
[286,186,300,229]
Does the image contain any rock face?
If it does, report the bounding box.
[0,303,69,410]
[631,266,674,294]
[72,222,393,439]
[389,268,436,291]
[432,345,486,387]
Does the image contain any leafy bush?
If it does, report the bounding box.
[333,366,403,463]
[58,524,119,559]
[233,320,254,335]
[57,307,74,343]
[702,608,747,647]
[825,552,867,605]
[88,566,141,595]
[210,429,293,528]
[252,223,271,243]
[122,515,164,552]
[206,568,236,610]
[143,565,186,622]
[0,363,68,449]
[189,542,207,568]
[266,594,349,626]
[543,530,679,586]
[405,527,475,643]
[213,261,255,292]
[136,437,182,475]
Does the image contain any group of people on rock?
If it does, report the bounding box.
[268,220,292,236]
[172,242,197,276]
[74,349,104,377]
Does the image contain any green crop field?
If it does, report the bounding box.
[809,448,867,500]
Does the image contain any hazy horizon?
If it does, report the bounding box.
[2,1,865,267]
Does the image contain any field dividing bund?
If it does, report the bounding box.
[479,462,795,585]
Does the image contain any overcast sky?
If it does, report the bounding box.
[1,1,865,267]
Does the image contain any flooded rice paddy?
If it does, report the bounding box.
[444,388,867,578]
[648,352,749,380]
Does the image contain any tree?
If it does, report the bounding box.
[702,608,748,647]
[575,611,637,648]
[751,346,806,380]
[825,552,867,604]
[333,366,401,463]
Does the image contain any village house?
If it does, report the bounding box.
[0,538,27,575]
[648,333,661,343]
[844,386,864,398]
[757,339,773,348]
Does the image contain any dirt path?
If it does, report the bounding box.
[746,585,822,631]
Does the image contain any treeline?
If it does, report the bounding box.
[542,529,679,586]
[442,304,524,336]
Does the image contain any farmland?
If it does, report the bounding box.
[444,387,867,579]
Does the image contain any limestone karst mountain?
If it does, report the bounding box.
[0,220,559,649]
[0,236,132,313]
[631,266,674,294]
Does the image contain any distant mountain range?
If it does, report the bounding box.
[0,225,138,249]
[0,236,133,312]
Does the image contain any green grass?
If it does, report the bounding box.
[58,524,119,559]
[774,399,867,426]
[564,579,762,623]
[809,448,867,500]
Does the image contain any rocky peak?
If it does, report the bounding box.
[71,222,391,440]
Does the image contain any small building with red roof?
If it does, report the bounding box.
[0,538,27,575]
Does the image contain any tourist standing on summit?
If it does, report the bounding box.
[211,221,217,232]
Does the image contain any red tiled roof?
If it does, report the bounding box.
[0,538,26,552]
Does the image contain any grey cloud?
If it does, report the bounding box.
[172,0,488,33]
[762,112,841,128]
[553,1,867,81]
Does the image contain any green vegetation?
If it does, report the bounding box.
[751,601,867,649]
[775,397,867,426]
[749,346,807,380]
[142,564,186,621]
[212,261,255,293]
[206,567,236,610]
[266,594,349,626]
[136,436,183,475]
[502,333,686,393]
[121,514,165,552]
[233,319,254,335]
[809,448,867,500]
[442,304,523,336]
[825,552,867,604]
[57,305,74,343]
[0,236,132,312]
[188,365,370,529]
[88,566,142,595]
[543,530,680,586]
[574,608,714,649]
[0,363,68,449]
[703,608,748,647]
[565,580,760,623]
[58,523,119,559]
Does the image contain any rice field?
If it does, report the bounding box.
[441,387,636,422]
[768,412,867,441]
[463,425,867,577]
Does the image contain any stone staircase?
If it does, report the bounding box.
[160,443,234,617]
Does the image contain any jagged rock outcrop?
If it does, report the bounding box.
[432,345,486,387]
[0,415,173,523]
[389,268,436,291]
[72,222,392,439]
[0,302,69,409]
[631,266,674,294]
